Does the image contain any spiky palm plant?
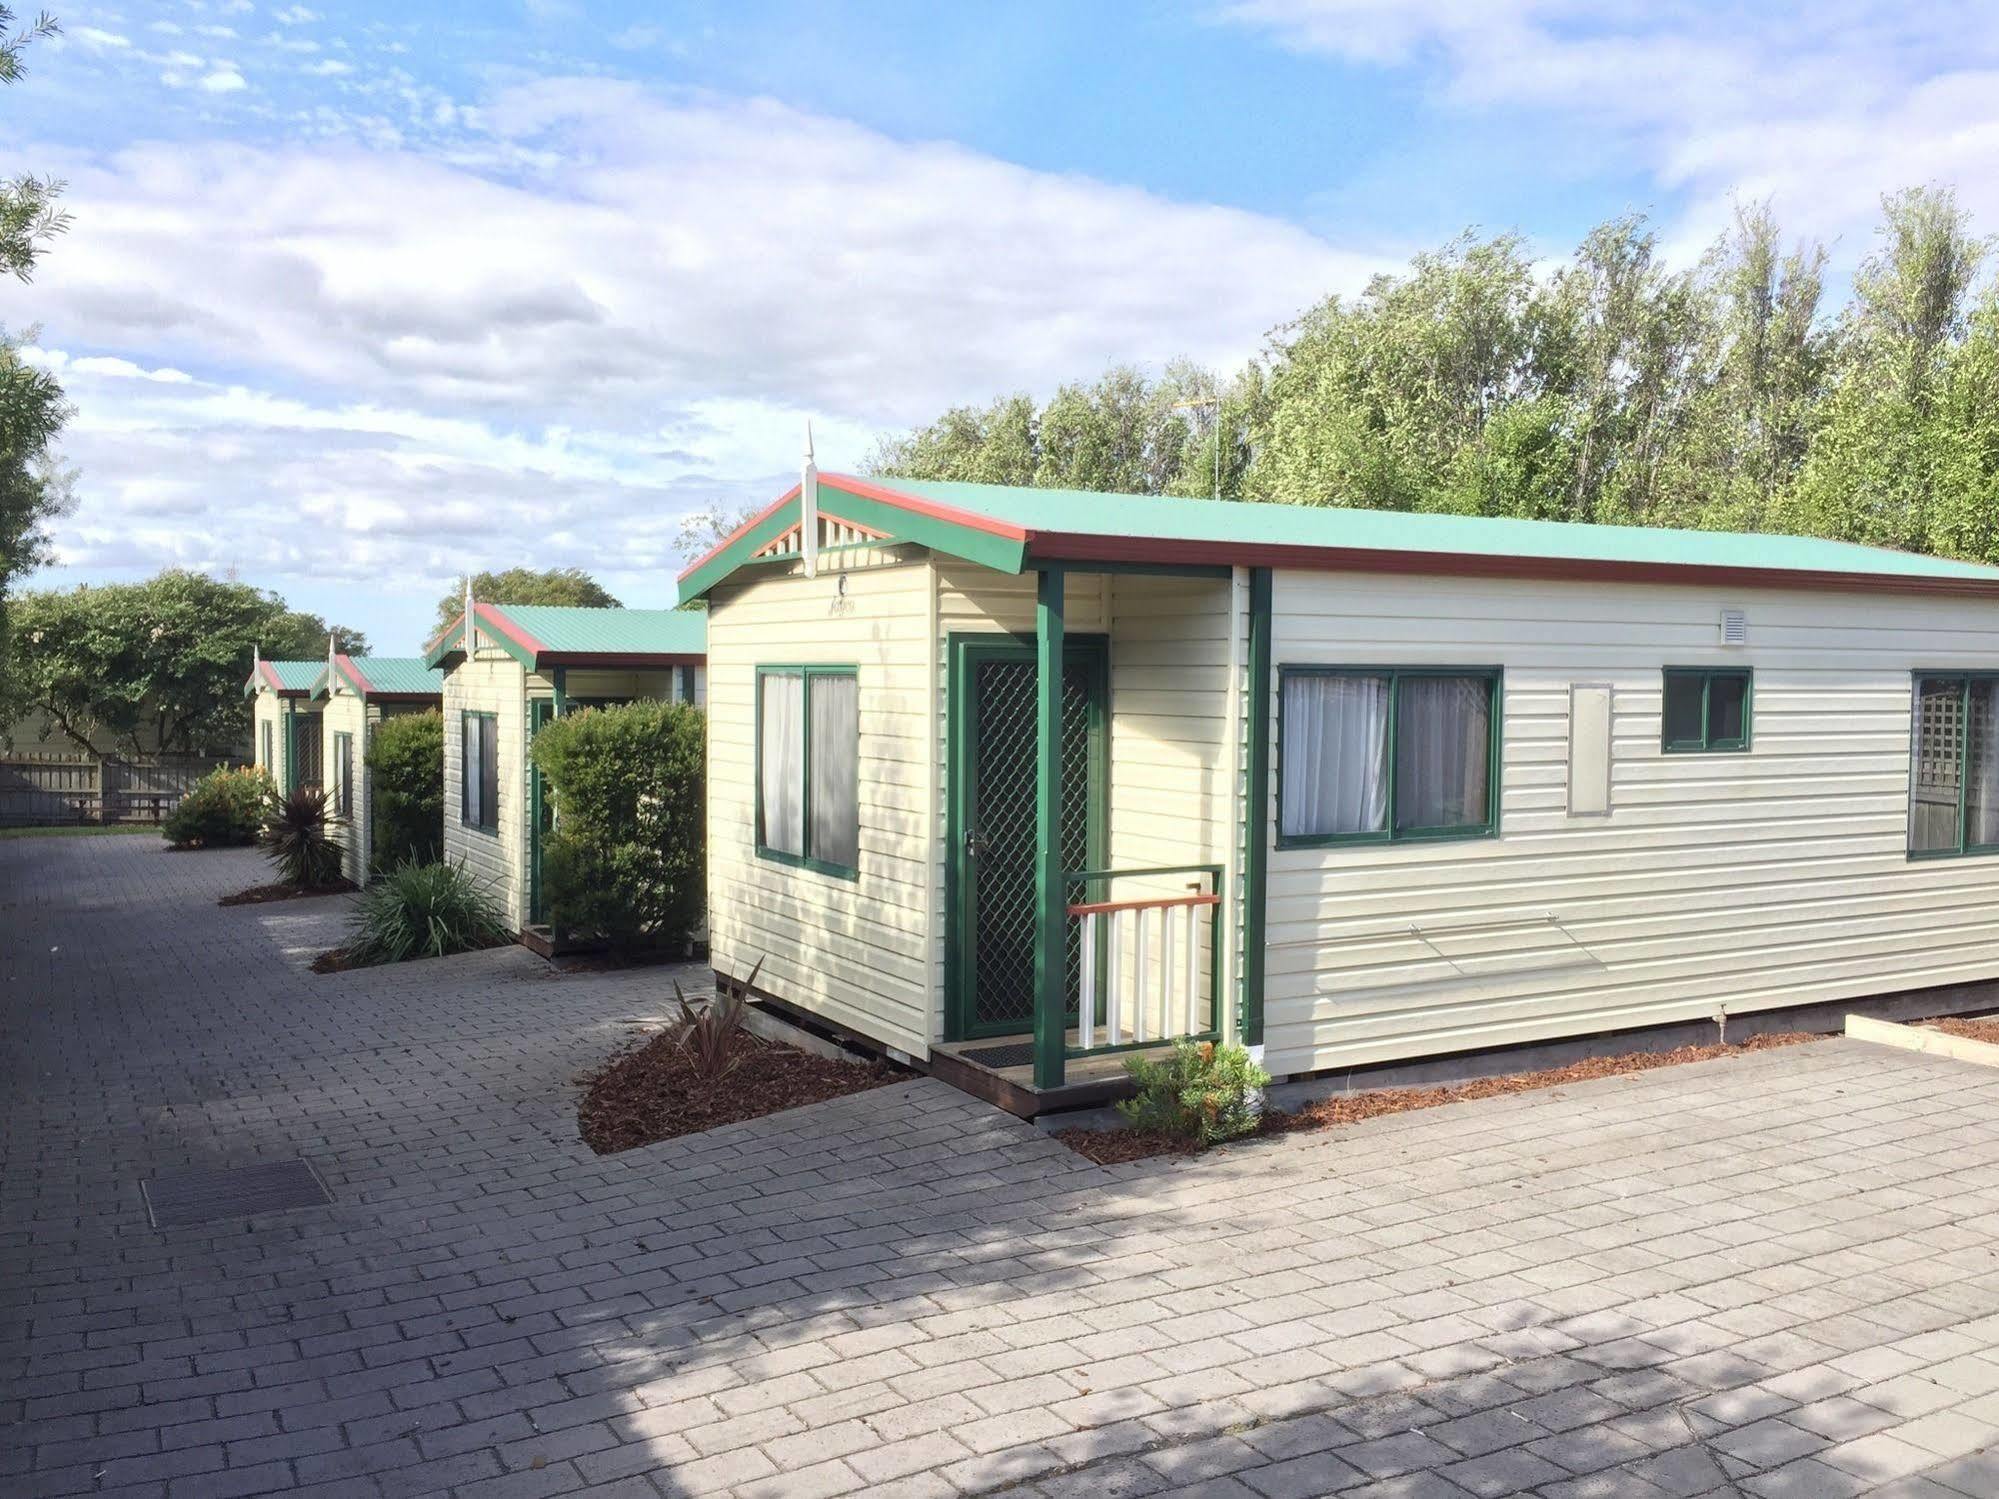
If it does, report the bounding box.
[259,785,344,888]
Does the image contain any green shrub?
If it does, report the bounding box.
[1118,1040,1271,1146]
[529,699,705,952]
[343,860,509,965]
[163,765,272,848]
[366,709,444,873]
[260,784,345,887]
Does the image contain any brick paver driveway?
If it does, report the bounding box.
[6,837,1999,1499]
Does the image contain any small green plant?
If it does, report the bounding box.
[365,709,444,872]
[673,959,761,1082]
[259,784,345,888]
[343,860,508,965]
[163,765,273,848]
[1118,1040,1270,1146]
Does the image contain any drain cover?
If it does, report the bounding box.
[142,1159,332,1229]
[959,1042,1037,1069]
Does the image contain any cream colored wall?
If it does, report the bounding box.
[1259,569,1999,1076]
[319,690,372,884]
[1102,575,1235,1039]
[250,692,287,779]
[707,559,936,1057]
[442,649,528,929]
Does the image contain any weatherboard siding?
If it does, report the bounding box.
[443,651,528,929]
[708,561,936,1058]
[250,693,287,779]
[319,690,372,885]
[1259,568,1999,1076]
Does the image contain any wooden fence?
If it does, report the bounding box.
[0,753,240,827]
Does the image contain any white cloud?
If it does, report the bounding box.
[273,5,321,22]
[70,25,133,50]
[25,81,1379,639]
[198,66,248,93]
[1223,1,1999,254]
[303,58,351,76]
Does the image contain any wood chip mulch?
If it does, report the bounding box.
[578,1029,900,1155]
[1054,1031,1820,1165]
[1922,1015,1999,1046]
[218,879,356,907]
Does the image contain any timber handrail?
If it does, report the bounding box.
[1066,863,1224,1055]
[1067,891,1221,917]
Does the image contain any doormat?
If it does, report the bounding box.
[142,1159,332,1229]
[959,1042,1038,1069]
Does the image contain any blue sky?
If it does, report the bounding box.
[8,0,1999,652]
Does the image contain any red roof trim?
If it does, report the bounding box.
[678,486,801,582]
[1023,531,1999,597]
[334,653,374,696]
[475,602,548,656]
[424,614,463,656]
[820,473,1028,542]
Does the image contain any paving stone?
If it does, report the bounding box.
[12,838,1999,1499]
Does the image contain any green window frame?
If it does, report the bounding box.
[460,710,499,834]
[755,665,860,879]
[1662,667,1753,753]
[1276,665,1502,849]
[1908,672,1999,860]
[333,731,353,816]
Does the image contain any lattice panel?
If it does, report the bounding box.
[969,658,1093,1031]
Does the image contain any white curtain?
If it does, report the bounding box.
[1396,676,1491,831]
[809,674,860,869]
[1281,675,1389,838]
[463,715,485,827]
[759,673,805,856]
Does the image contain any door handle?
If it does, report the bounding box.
[965,832,988,860]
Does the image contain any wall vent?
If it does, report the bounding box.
[1719,609,1748,646]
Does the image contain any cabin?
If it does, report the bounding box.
[425,601,707,942]
[243,656,325,792]
[681,468,1999,1116]
[309,650,444,884]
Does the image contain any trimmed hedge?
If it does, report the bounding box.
[163,765,272,849]
[529,699,705,952]
[365,709,443,874]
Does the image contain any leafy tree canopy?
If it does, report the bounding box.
[432,566,619,639]
[3,570,368,756]
[871,187,1999,570]
[0,9,72,713]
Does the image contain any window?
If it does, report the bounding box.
[333,732,353,816]
[757,666,859,876]
[1279,667,1500,846]
[1909,674,1999,858]
[461,711,498,833]
[1662,668,1752,753]
[260,720,274,773]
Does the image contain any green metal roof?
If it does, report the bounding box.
[427,603,706,670]
[244,659,322,697]
[497,605,706,657]
[318,656,442,699]
[882,477,1999,584]
[678,471,1999,601]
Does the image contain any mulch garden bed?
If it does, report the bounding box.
[1922,1015,1999,1046]
[1055,1031,1819,1165]
[579,1028,900,1155]
[218,879,356,907]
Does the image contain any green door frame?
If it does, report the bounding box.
[528,697,556,924]
[943,621,1109,1049]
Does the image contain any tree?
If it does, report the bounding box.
[1783,188,1995,556]
[4,570,369,755]
[676,501,763,564]
[0,10,70,714]
[431,567,619,638]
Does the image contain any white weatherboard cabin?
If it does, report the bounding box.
[244,653,324,793]
[309,647,443,885]
[426,599,707,945]
[680,461,1999,1115]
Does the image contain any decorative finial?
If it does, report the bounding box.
[801,420,820,580]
